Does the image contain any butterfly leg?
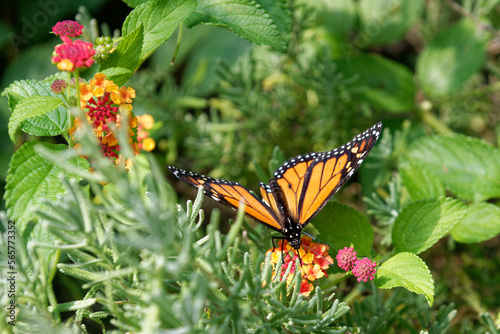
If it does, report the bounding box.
[271,236,286,267]
[296,247,303,267]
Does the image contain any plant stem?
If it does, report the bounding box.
[171,24,183,66]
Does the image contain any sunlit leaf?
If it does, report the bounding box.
[185,0,287,52]
[375,252,434,306]
[417,19,488,97]
[399,160,445,200]
[122,0,197,61]
[392,198,467,254]
[406,135,500,201]
[451,202,500,244]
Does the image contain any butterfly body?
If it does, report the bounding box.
[168,122,382,251]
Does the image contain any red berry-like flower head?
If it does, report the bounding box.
[51,79,68,94]
[352,257,377,282]
[52,20,84,37]
[336,246,357,271]
[52,38,95,72]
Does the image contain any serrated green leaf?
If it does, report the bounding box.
[399,160,445,200]
[313,201,373,257]
[336,54,415,113]
[375,252,434,306]
[100,67,134,88]
[9,96,63,143]
[358,0,424,46]
[4,142,89,222]
[99,25,143,85]
[451,202,500,244]
[2,79,69,138]
[392,198,467,254]
[185,0,287,52]
[255,0,291,43]
[406,135,500,201]
[122,0,197,62]
[416,19,488,97]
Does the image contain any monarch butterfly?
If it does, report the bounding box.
[168,122,382,252]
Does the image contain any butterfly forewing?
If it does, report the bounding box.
[273,153,319,222]
[297,122,382,226]
[167,166,283,231]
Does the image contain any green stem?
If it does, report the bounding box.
[68,70,82,147]
[171,24,183,65]
[47,248,62,323]
[420,110,454,136]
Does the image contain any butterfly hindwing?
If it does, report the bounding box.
[167,166,283,231]
[296,122,383,226]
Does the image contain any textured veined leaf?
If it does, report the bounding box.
[99,25,143,85]
[392,198,467,254]
[122,0,197,61]
[9,96,63,143]
[314,201,374,257]
[185,0,287,52]
[451,202,500,244]
[406,135,500,201]
[399,160,445,200]
[375,252,434,306]
[4,141,89,222]
[2,79,68,139]
[254,0,291,43]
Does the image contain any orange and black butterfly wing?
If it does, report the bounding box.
[295,122,383,226]
[168,166,283,232]
[270,153,320,222]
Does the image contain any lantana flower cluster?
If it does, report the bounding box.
[51,20,95,72]
[267,236,333,297]
[49,20,155,168]
[336,246,377,282]
[69,73,155,166]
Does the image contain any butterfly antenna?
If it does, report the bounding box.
[301,243,335,267]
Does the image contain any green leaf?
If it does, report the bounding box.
[392,198,467,254]
[375,252,434,306]
[313,201,373,257]
[416,19,488,97]
[4,142,89,222]
[451,202,500,244]
[336,54,415,112]
[254,0,291,44]
[399,160,445,200]
[2,79,69,138]
[122,0,197,62]
[185,0,287,52]
[9,96,63,143]
[358,0,424,46]
[100,67,133,87]
[406,135,500,201]
[99,25,143,85]
[319,0,356,37]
